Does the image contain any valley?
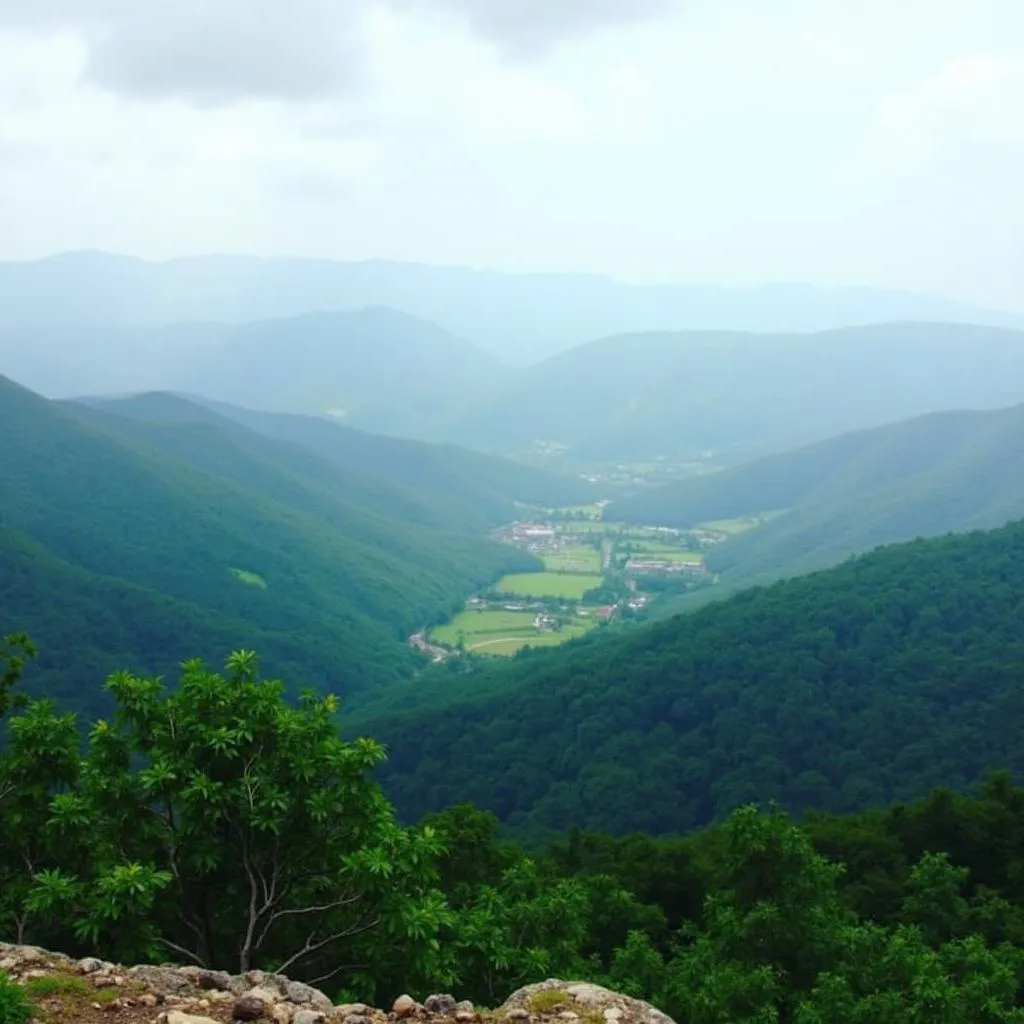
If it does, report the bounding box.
[416,504,730,659]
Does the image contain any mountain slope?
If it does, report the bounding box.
[444,322,1024,458]
[2,250,1021,364]
[2,307,507,438]
[613,403,1024,586]
[0,376,536,718]
[75,392,596,529]
[367,519,1024,839]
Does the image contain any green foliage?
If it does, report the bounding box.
[0,375,541,721]
[0,972,32,1024]
[370,518,1024,838]
[0,634,34,720]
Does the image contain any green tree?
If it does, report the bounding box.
[44,652,449,994]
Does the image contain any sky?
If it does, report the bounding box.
[0,0,1022,310]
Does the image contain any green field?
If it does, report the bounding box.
[543,547,603,573]
[627,546,704,564]
[495,572,604,599]
[429,608,597,657]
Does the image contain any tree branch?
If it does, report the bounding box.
[275,917,381,977]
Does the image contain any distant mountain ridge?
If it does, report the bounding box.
[443,322,1024,459]
[613,402,1024,588]
[2,249,1020,365]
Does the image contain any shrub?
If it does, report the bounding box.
[0,971,32,1024]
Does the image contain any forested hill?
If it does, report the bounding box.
[0,375,537,718]
[443,322,1024,458]
[370,518,1024,840]
[612,402,1024,587]
[76,391,596,529]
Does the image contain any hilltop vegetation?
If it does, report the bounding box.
[366,518,1024,839]
[614,402,1024,588]
[0,375,542,719]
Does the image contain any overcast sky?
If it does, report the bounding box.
[0,0,1021,309]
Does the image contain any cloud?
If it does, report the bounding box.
[396,0,676,56]
[0,0,675,104]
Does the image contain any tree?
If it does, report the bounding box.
[53,652,449,993]
[0,633,34,720]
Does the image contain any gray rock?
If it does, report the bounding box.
[506,1012,530,1021]
[454,1003,475,1014]
[342,1015,374,1024]
[294,1012,327,1024]
[501,981,676,1024]
[287,979,331,1008]
[128,964,196,994]
[78,957,104,974]
[424,994,457,1014]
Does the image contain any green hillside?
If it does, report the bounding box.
[368,518,1024,839]
[613,403,1024,588]
[445,322,1024,459]
[78,392,596,530]
[0,375,537,718]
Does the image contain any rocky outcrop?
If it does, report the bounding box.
[0,943,676,1024]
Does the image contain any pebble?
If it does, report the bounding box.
[393,994,418,1018]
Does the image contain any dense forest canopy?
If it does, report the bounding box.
[367,518,1024,839]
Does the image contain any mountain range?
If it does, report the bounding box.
[4,250,1021,367]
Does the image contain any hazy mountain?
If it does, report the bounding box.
[77,391,596,530]
[366,518,1024,838]
[4,307,505,436]
[2,249,1020,366]
[613,402,1024,587]
[0,375,536,718]
[444,322,1024,459]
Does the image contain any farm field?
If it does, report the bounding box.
[627,545,705,564]
[495,572,604,599]
[543,547,603,573]
[429,608,597,657]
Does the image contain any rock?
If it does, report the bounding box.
[79,956,105,974]
[198,969,233,991]
[140,994,160,1008]
[501,981,676,1024]
[164,1012,220,1024]
[424,994,457,1014]
[604,1011,623,1022]
[393,994,417,1018]
[233,993,271,1020]
[249,985,284,1005]
[559,1014,579,1021]
[343,1014,375,1024]
[129,964,196,994]
[455,1012,476,1022]
[454,1003,475,1014]
[294,1012,327,1024]
[271,1007,293,1024]
[333,1004,370,1018]
[287,979,332,1010]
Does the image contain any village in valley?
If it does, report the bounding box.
[411,503,757,661]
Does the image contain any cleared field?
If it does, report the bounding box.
[627,546,705,564]
[230,568,267,588]
[495,572,604,599]
[543,547,603,573]
[429,609,598,657]
[430,609,535,646]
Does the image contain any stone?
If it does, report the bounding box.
[558,1014,579,1021]
[603,1011,623,1022]
[454,1003,475,1014]
[129,964,195,994]
[164,1012,220,1024]
[249,985,284,1005]
[506,1012,530,1021]
[198,969,233,991]
[294,1012,327,1024]
[271,1007,293,1024]
[455,1012,476,1022]
[393,994,417,1017]
[233,993,271,1020]
[140,994,160,1008]
[288,979,331,1009]
[333,1004,370,1018]
[501,981,676,1024]
[424,994,457,1014]
[79,956,105,974]
[343,1014,375,1024]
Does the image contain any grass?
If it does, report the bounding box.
[529,990,572,1013]
[542,547,603,573]
[495,572,604,600]
[627,547,705,564]
[429,609,598,657]
[22,978,92,1000]
[230,567,268,588]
